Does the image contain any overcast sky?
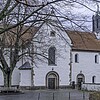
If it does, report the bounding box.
[71,2,98,31]
[55,1,98,32]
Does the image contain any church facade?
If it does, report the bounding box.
[0,13,100,90]
[32,12,100,90]
[33,28,100,89]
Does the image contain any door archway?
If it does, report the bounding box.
[77,73,85,89]
[46,71,59,89]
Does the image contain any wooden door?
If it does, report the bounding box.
[77,78,83,90]
[48,78,55,89]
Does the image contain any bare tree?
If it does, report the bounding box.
[0,0,53,87]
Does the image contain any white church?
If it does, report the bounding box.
[0,12,100,91]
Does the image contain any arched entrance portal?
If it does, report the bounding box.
[46,71,59,89]
[77,72,85,89]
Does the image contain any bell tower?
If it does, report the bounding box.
[92,3,100,39]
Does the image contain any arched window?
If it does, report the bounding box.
[75,54,79,63]
[97,19,99,28]
[92,15,95,31]
[92,76,96,83]
[48,47,56,65]
[95,55,99,63]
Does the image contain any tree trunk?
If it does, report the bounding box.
[3,72,12,88]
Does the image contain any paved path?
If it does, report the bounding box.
[0,89,89,100]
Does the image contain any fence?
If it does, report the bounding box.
[82,83,100,91]
[37,91,88,100]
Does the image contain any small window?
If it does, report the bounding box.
[75,54,79,63]
[92,15,95,32]
[95,55,99,63]
[50,31,55,37]
[92,76,96,83]
[97,19,98,28]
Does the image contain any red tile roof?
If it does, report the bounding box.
[67,30,100,52]
[0,26,38,47]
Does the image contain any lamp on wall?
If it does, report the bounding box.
[80,70,82,74]
[52,67,54,71]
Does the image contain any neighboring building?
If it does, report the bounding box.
[1,12,100,90]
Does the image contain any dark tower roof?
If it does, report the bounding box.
[92,4,100,33]
[92,13,100,33]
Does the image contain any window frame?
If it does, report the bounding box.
[95,55,99,64]
[50,31,56,37]
[92,76,96,84]
[48,47,56,65]
[75,54,79,63]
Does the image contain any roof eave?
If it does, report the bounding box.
[72,48,100,52]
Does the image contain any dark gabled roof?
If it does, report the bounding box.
[67,30,100,52]
[19,62,32,70]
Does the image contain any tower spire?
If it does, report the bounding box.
[97,2,99,14]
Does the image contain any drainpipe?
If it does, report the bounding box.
[69,48,72,85]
